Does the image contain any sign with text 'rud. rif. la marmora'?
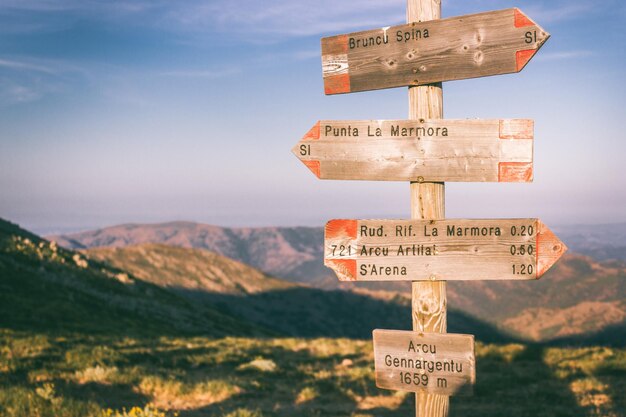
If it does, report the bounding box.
[324,219,566,282]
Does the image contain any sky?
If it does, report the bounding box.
[0,0,624,234]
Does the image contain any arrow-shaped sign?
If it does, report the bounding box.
[322,8,549,94]
[324,219,566,281]
[293,119,533,182]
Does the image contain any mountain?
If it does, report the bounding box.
[50,221,327,284]
[0,217,511,341]
[86,243,294,296]
[0,218,263,337]
[52,221,626,343]
[86,243,512,342]
[446,253,626,342]
[553,223,626,261]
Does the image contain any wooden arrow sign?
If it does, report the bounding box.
[293,119,533,182]
[373,330,475,395]
[324,219,566,281]
[322,8,549,94]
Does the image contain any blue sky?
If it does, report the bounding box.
[0,0,624,233]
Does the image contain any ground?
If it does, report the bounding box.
[0,330,624,417]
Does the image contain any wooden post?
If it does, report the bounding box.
[407,0,448,416]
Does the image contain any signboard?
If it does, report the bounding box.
[324,219,566,281]
[293,119,533,182]
[322,8,549,94]
[373,329,475,395]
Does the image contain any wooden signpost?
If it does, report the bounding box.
[291,0,559,415]
[373,330,475,395]
[293,119,533,182]
[322,8,549,94]
[324,219,566,282]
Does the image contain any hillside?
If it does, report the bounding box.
[447,253,626,342]
[54,221,626,343]
[86,244,294,296]
[554,223,626,261]
[50,222,326,284]
[86,244,512,342]
[0,218,262,337]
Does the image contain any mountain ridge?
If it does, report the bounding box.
[48,220,626,343]
[0,218,265,337]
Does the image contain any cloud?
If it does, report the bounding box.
[293,50,320,61]
[0,58,59,74]
[162,0,406,38]
[535,50,593,61]
[0,75,62,105]
[158,68,241,79]
[0,80,42,103]
[522,3,591,24]
[0,56,85,105]
[0,0,620,39]
[0,0,407,38]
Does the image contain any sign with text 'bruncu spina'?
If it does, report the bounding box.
[292,119,533,182]
[372,330,475,395]
[324,219,566,282]
[322,8,549,94]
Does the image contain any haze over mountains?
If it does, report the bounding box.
[1,217,505,341]
[50,221,626,344]
[51,222,326,285]
[0,219,261,337]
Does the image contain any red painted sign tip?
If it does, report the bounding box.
[326,219,358,239]
[514,8,535,28]
[536,221,568,277]
[516,49,538,72]
[324,74,351,95]
[302,121,321,141]
[325,259,357,281]
[303,160,321,178]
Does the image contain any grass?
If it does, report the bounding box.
[0,330,624,417]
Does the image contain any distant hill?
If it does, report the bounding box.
[52,221,626,343]
[50,221,327,284]
[447,253,626,341]
[86,244,512,341]
[87,243,294,296]
[553,223,626,261]
[0,218,263,337]
[1,217,512,341]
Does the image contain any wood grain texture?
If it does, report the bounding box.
[323,218,567,281]
[292,119,534,182]
[373,329,475,396]
[321,8,550,94]
[407,1,448,413]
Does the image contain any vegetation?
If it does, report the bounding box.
[0,331,624,417]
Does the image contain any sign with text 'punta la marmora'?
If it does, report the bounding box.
[373,330,475,395]
[322,8,549,94]
[324,219,566,281]
[293,119,533,182]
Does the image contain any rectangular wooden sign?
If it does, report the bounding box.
[373,329,475,395]
[293,119,533,182]
[322,8,549,94]
[325,219,566,281]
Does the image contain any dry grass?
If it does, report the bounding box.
[0,331,624,417]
